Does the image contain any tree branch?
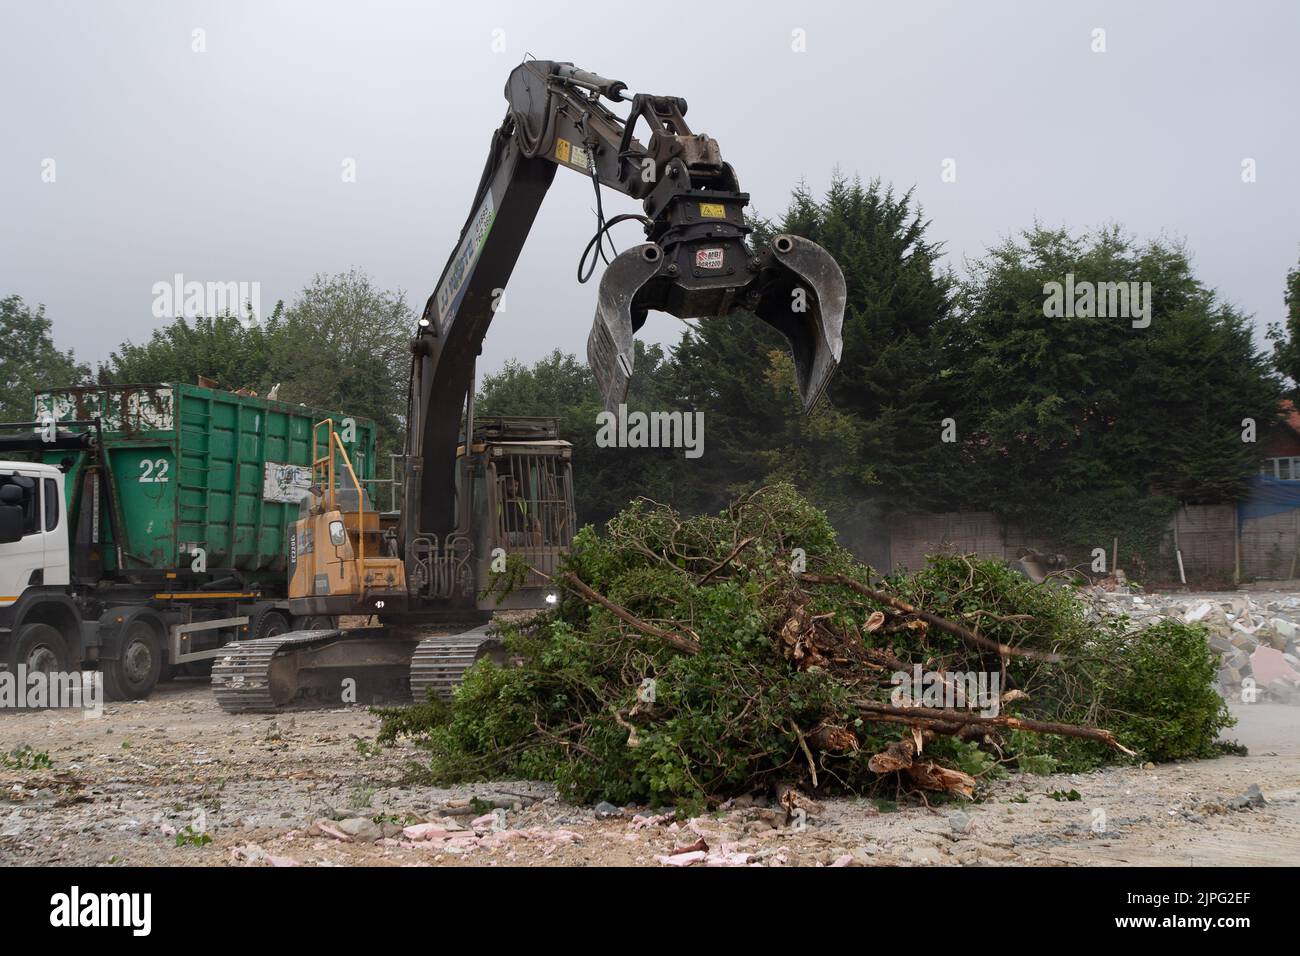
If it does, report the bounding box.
[800,573,1062,662]
[560,571,701,656]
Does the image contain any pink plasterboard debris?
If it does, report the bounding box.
[313,820,353,842]
[631,813,674,829]
[402,823,452,842]
[1251,645,1300,685]
[655,850,707,866]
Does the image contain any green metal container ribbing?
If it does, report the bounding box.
[34,384,377,584]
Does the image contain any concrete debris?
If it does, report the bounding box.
[313,819,354,842]
[655,849,707,866]
[631,812,675,829]
[231,843,300,867]
[948,809,974,834]
[1228,784,1267,811]
[671,836,708,855]
[1082,587,1300,702]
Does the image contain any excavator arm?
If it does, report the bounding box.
[407,58,845,548]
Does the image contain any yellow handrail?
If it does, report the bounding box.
[332,429,365,580]
[311,419,366,584]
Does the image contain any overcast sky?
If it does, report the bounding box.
[2,0,1298,378]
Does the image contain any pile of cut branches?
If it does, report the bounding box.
[380,484,1232,808]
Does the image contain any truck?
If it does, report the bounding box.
[0,382,377,700]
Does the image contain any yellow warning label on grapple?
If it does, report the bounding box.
[555,139,571,164]
[699,202,727,218]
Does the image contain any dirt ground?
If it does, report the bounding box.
[1,677,1297,867]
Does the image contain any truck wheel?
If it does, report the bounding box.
[104,620,163,700]
[297,615,337,630]
[253,610,291,641]
[8,623,70,675]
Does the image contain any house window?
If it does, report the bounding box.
[1263,457,1300,480]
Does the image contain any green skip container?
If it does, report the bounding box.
[33,384,377,587]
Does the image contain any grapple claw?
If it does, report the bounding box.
[587,243,663,412]
[752,235,846,413]
[587,234,844,415]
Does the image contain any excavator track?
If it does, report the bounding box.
[213,626,506,713]
[212,630,342,714]
[409,626,505,703]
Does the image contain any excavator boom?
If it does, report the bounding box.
[408,58,844,553]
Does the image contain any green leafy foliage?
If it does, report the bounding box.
[1267,254,1300,394]
[953,226,1279,569]
[380,488,1232,806]
[0,296,89,422]
[1,745,53,770]
[101,269,413,459]
[174,826,212,848]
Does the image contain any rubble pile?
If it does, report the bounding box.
[1082,589,1300,703]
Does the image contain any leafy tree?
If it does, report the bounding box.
[266,269,413,458]
[0,295,90,422]
[104,270,414,461]
[102,308,279,390]
[953,225,1279,569]
[667,175,958,556]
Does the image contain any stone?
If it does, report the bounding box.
[1229,629,1259,650]
[1208,634,1234,655]
[851,843,882,864]
[948,810,974,834]
[1229,784,1266,810]
[335,816,384,842]
[1251,645,1300,686]
[594,801,623,818]
[906,845,942,864]
[1266,679,1300,704]
[1271,618,1298,640]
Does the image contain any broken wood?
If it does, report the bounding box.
[867,738,916,774]
[906,760,976,797]
[809,722,859,753]
[801,573,1063,662]
[851,699,1137,756]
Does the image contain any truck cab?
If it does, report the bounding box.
[0,461,75,676]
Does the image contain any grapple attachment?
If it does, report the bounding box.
[587,234,845,414]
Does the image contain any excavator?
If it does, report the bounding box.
[211,58,846,712]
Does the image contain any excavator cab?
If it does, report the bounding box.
[286,420,407,618]
[460,417,574,610]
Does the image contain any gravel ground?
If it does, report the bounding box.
[1,677,1296,867]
